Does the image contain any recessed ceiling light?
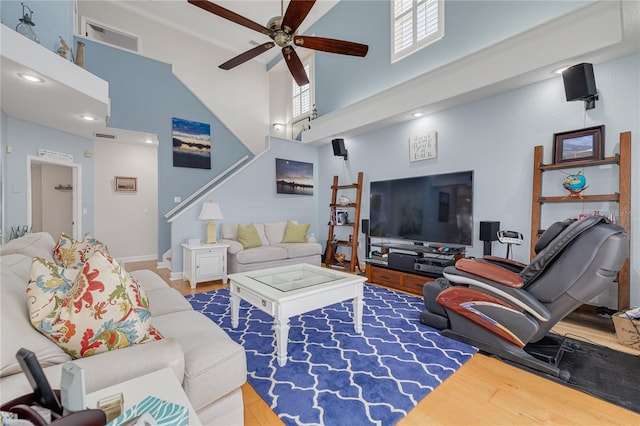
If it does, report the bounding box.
[80,114,98,121]
[145,139,153,144]
[18,73,44,83]
[412,112,424,118]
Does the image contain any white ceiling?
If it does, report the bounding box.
[2,1,638,145]
[112,0,339,64]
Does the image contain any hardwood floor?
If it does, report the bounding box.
[126,260,639,425]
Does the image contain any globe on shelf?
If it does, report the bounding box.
[562,171,588,199]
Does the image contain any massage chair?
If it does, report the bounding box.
[420,215,628,380]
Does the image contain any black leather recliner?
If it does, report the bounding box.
[420,215,628,379]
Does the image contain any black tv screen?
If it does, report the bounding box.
[370,171,473,246]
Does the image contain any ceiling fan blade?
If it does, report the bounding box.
[188,0,272,36]
[281,0,316,34]
[293,35,369,57]
[219,42,276,70]
[282,46,309,86]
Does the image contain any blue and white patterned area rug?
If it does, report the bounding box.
[187,284,477,426]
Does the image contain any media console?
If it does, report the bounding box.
[365,243,465,295]
[365,262,437,295]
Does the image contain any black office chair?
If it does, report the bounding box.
[420,215,628,379]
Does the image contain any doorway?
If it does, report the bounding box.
[27,156,82,240]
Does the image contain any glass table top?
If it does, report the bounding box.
[247,266,343,292]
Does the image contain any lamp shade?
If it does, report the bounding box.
[198,202,223,220]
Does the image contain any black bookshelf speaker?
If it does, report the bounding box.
[332,138,348,159]
[361,219,370,258]
[562,63,597,101]
[480,221,500,242]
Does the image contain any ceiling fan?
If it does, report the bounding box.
[188,0,369,86]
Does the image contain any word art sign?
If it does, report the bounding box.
[409,131,437,162]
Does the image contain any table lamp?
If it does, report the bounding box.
[198,201,223,244]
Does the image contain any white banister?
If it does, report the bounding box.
[165,155,249,221]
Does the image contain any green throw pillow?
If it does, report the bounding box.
[281,221,310,243]
[237,223,263,249]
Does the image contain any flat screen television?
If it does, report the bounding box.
[369,171,473,246]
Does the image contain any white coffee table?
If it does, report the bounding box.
[85,368,200,425]
[228,263,366,366]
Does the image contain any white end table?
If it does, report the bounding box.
[182,243,229,289]
[85,368,200,425]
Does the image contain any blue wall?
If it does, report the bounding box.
[316,53,639,306]
[271,0,589,116]
[170,136,321,270]
[2,113,95,234]
[81,39,254,259]
[1,0,74,54]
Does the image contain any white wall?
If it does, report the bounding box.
[94,140,158,261]
[76,1,270,155]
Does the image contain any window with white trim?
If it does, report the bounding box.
[292,63,311,119]
[391,0,444,62]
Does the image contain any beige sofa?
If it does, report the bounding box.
[218,221,322,273]
[0,233,247,425]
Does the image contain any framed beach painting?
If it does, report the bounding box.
[172,117,211,169]
[275,158,313,196]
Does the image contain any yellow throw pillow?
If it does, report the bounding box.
[237,223,263,249]
[281,221,310,243]
[29,251,162,359]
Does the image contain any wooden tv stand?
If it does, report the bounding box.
[365,262,436,295]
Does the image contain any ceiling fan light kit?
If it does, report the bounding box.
[188,0,368,86]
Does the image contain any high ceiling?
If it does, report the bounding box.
[112,0,339,64]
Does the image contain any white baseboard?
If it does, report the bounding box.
[156,260,170,270]
[119,254,158,264]
[169,271,183,281]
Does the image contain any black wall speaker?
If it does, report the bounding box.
[361,219,370,233]
[332,138,348,159]
[562,63,597,101]
[480,221,500,242]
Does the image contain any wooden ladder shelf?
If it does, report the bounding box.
[325,172,364,272]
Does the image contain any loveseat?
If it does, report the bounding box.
[0,232,247,425]
[219,220,322,273]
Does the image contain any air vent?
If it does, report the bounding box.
[81,17,139,52]
[94,132,116,140]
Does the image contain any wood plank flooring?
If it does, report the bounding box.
[126,260,639,425]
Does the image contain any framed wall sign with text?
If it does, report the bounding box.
[410,131,437,162]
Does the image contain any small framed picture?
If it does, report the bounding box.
[553,125,604,164]
[114,176,137,192]
[335,208,349,225]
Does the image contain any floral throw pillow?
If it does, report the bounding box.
[28,251,162,359]
[27,258,81,327]
[53,233,110,268]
